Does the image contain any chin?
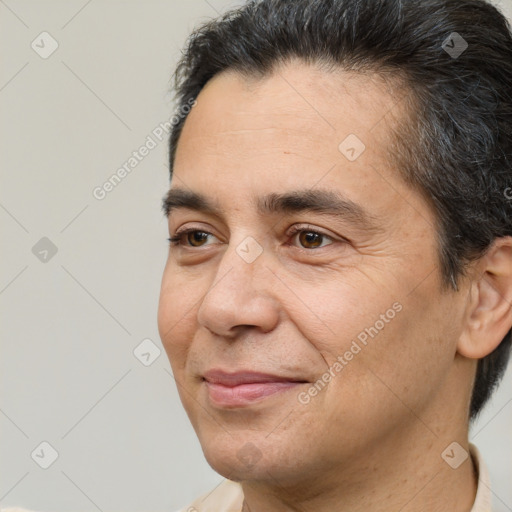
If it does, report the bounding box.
[196,431,270,477]
[203,447,266,481]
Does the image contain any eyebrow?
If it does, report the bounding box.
[162,187,382,233]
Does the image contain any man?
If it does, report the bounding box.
[158,0,512,510]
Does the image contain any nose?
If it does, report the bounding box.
[196,238,280,338]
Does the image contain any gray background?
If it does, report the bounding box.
[1,1,511,511]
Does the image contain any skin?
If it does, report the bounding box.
[157,60,512,512]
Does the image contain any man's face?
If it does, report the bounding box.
[158,62,468,485]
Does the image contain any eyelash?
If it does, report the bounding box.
[167,225,337,250]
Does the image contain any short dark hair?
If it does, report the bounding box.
[167,0,512,421]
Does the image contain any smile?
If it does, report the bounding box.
[202,369,309,407]
[204,380,304,407]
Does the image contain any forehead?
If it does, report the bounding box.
[176,60,406,155]
[172,60,420,223]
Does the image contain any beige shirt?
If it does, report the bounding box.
[0,443,492,512]
[176,443,492,512]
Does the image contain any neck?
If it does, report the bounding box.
[240,420,478,512]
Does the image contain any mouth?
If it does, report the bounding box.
[202,369,309,408]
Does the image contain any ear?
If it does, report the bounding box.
[458,236,512,359]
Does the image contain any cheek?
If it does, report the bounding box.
[157,266,203,369]
[324,292,453,419]
[293,271,451,408]
[288,276,399,359]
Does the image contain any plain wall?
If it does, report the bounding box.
[1,1,511,510]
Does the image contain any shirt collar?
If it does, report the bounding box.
[469,443,493,512]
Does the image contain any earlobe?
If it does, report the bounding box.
[457,237,512,359]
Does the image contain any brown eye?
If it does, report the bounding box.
[298,231,325,248]
[183,231,210,247]
[288,227,334,249]
[168,229,215,247]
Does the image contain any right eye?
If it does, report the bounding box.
[168,229,218,248]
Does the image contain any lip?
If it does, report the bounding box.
[202,369,308,407]
[203,369,308,386]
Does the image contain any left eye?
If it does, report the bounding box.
[289,228,333,249]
